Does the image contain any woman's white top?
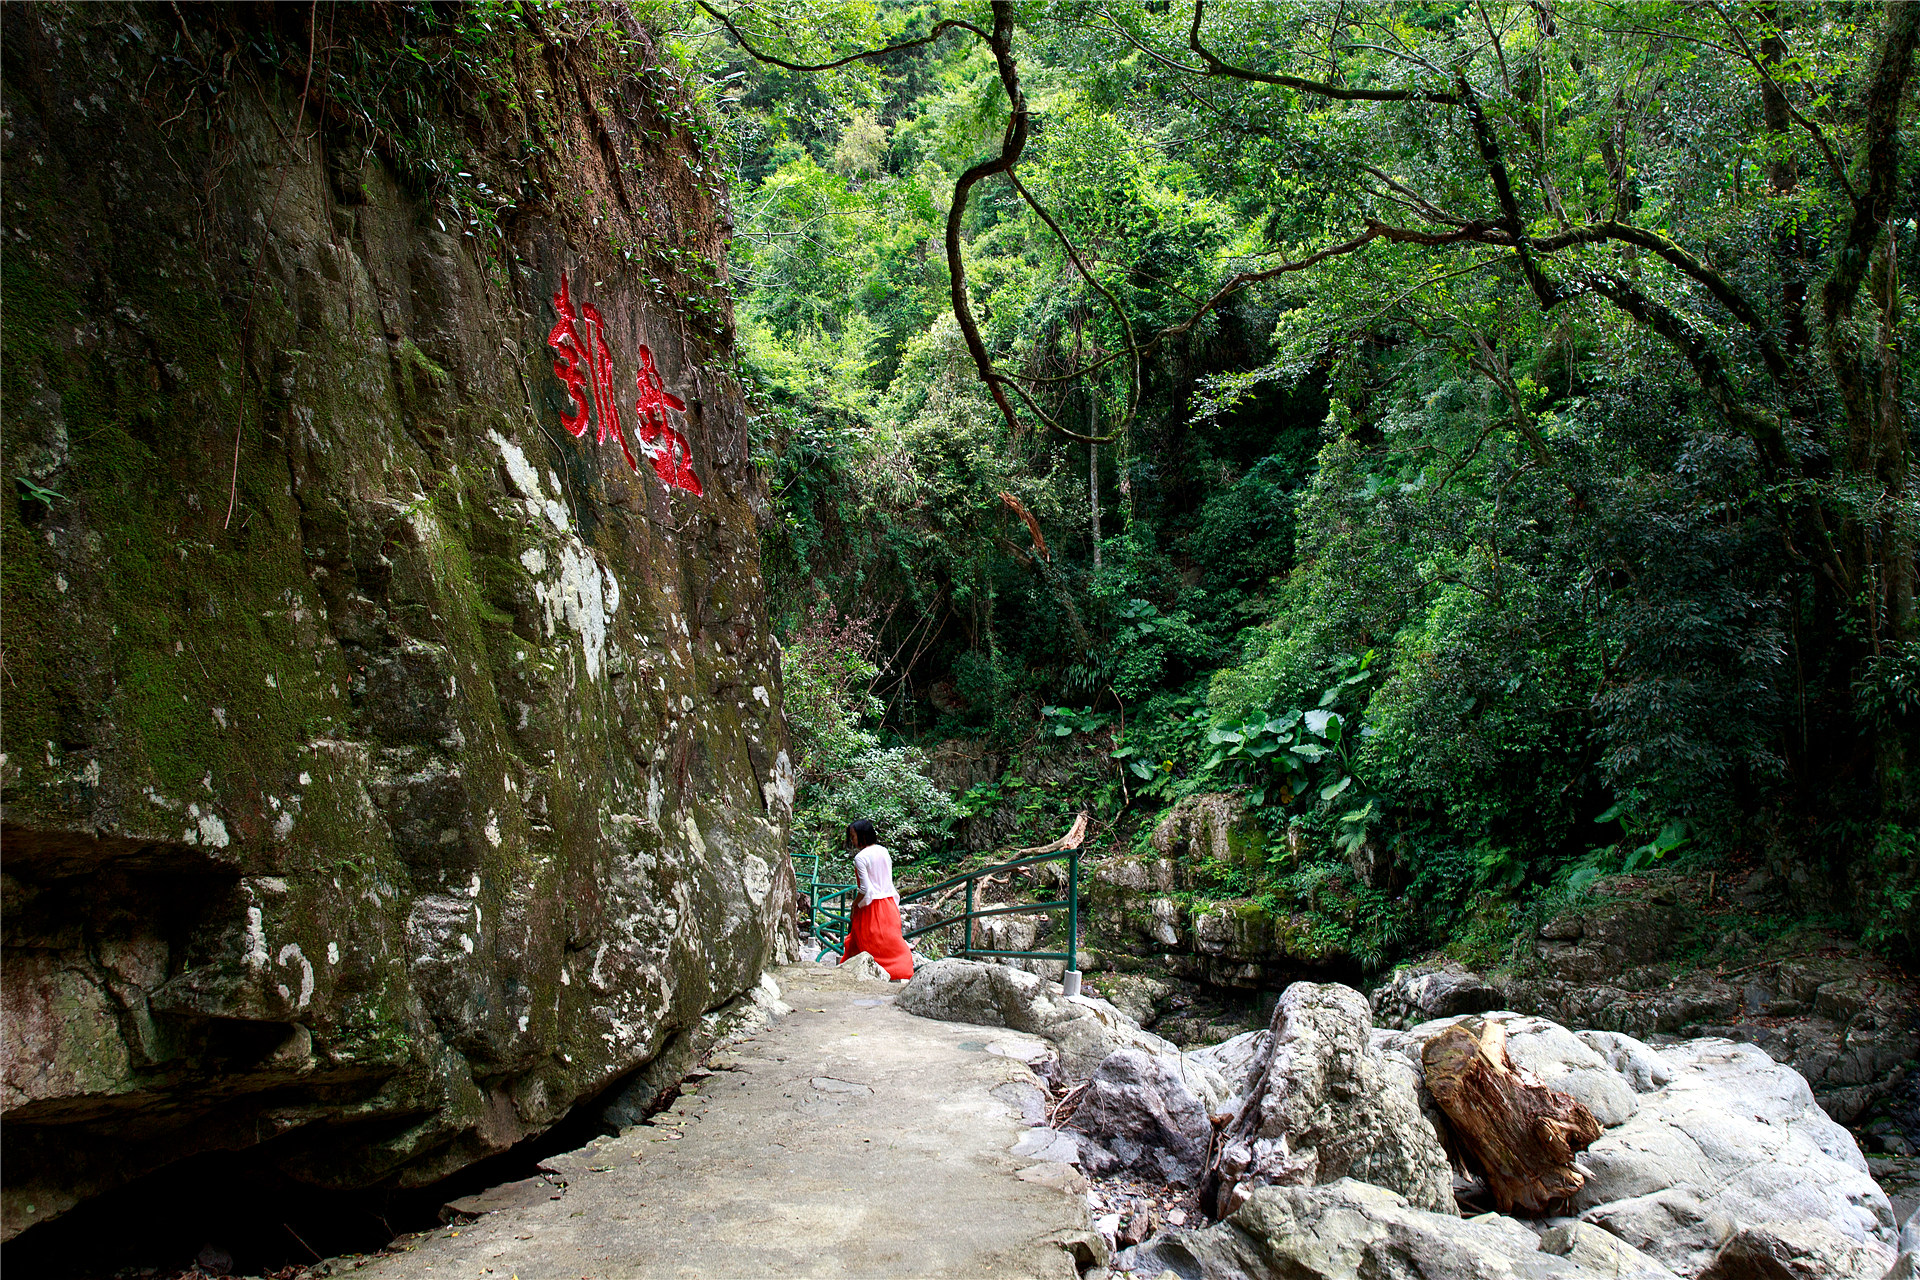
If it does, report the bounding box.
[852,843,898,907]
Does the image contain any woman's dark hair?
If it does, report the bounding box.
[846,819,878,850]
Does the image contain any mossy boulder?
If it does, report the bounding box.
[0,4,795,1238]
[1151,793,1266,866]
[1085,795,1364,989]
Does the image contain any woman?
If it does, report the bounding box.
[842,819,914,980]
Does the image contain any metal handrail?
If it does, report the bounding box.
[899,846,1078,974]
[795,844,1081,975]
[791,848,855,961]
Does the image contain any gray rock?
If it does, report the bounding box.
[1096,972,1175,1027]
[1372,962,1502,1031]
[1211,981,1454,1217]
[1136,1179,1604,1280]
[837,952,891,983]
[1069,1049,1213,1186]
[1573,1039,1898,1264]
[1186,1029,1267,1113]
[1538,1221,1682,1279]
[1884,1253,1919,1280]
[1579,1030,1675,1093]
[1697,1220,1896,1280]
[895,958,1191,1081]
[1577,1189,1733,1277]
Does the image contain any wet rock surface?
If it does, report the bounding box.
[0,3,795,1239]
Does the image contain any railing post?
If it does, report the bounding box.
[964,876,975,957]
[1063,848,1082,997]
[1067,849,1079,973]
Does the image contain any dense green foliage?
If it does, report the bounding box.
[668,0,1919,960]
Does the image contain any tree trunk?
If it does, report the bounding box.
[1421,1018,1603,1216]
[1089,414,1101,570]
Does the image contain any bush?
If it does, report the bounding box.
[781,608,883,775]
[796,745,959,871]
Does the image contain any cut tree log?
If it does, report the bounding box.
[1420,1017,1603,1216]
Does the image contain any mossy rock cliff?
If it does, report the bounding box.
[0,3,796,1238]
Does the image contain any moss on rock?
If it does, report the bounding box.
[0,2,796,1239]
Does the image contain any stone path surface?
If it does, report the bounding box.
[340,965,1084,1280]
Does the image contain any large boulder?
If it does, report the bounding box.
[1068,1049,1213,1186]
[1211,981,1455,1216]
[1135,1179,1668,1280]
[896,958,1173,1080]
[1697,1220,1899,1280]
[1374,1013,1897,1276]
[1572,1039,1897,1273]
[1372,961,1502,1030]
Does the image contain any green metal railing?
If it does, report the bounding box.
[791,848,857,961]
[796,844,1079,974]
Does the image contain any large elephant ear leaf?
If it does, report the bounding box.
[1304,709,1342,738]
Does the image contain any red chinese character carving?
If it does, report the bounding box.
[546,277,591,439]
[579,302,641,474]
[634,345,702,495]
[547,276,701,496]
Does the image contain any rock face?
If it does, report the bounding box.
[1085,794,1368,994]
[1211,982,1455,1216]
[0,3,796,1240]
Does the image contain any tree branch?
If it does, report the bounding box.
[1181,0,1460,103]
[1821,0,1918,326]
[694,2,985,73]
[1005,169,1139,436]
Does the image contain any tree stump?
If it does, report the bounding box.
[1421,1017,1603,1215]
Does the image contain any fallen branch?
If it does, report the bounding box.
[1049,1079,1090,1128]
[1016,810,1088,855]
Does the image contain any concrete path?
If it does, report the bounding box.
[341,965,1086,1280]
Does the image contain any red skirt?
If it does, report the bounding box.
[844,896,914,980]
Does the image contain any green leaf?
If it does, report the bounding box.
[1595,800,1629,824]
[14,476,62,506]
[1319,775,1353,801]
[1318,687,1341,707]
[1290,743,1332,762]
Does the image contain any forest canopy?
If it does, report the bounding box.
[667,0,1918,959]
